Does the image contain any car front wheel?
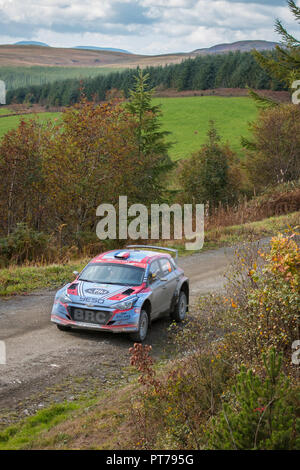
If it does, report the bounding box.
[130,310,149,342]
[171,291,187,322]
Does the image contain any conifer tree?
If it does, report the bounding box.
[210,349,299,450]
[251,0,300,107]
[125,69,174,199]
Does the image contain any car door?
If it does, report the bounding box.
[158,258,179,313]
[148,260,166,319]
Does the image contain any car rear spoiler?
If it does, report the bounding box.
[127,245,178,262]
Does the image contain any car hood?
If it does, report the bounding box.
[64,280,141,307]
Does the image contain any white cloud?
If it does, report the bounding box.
[0,0,298,54]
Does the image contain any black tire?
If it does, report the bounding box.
[57,324,71,332]
[171,291,187,322]
[130,310,149,342]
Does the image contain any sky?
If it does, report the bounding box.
[0,0,299,55]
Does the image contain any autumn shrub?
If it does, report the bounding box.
[205,179,300,230]
[0,223,53,266]
[244,104,300,191]
[129,232,299,449]
[178,121,243,210]
[0,81,173,262]
[129,344,232,450]
[175,233,299,376]
[220,232,300,374]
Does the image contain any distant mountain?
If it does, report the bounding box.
[74,46,132,54]
[14,41,50,47]
[193,40,278,55]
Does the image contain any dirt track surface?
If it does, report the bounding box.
[0,245,234,425]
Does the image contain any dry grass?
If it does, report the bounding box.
[206,187,300,230]
[0,45,190,68]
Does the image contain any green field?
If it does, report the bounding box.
[0,107,14,115]
[0,96,258,158]
[154,96,258,159]
[0,66,124,90]
[0,111,61,137]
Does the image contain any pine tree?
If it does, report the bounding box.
[125,69,174,200]
[251,0,300,107]
[126,69,171,157]
[210,349,299,450]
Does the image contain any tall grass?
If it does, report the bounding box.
[206,182,300,230]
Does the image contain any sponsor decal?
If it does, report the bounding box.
[73,308,107,324]
[79,296,104,304]
[85,287,109,295]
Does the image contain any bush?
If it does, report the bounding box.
[178,121,242,209]
[0,223,52,266]
[128,232,299,450]
[209,349,300,450]
[177,232,300,376]
[221,232,300,373]
[129,344,232,450]
[244,104,300,191]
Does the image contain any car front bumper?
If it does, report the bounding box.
[51,314,139,334]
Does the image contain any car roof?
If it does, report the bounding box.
[90,249,172,267]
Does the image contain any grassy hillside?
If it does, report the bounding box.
[154,96,258,159]
[0,96,257,157]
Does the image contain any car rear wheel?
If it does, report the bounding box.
[171,291,187,322]
[57,324,71,332]
[130,310,149,342]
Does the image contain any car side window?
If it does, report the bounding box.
[149,260,161,282]
[159,258,173,276]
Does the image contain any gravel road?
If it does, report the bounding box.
[0,245,235,425]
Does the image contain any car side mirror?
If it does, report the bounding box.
[149,272,157,283]
[73,271,79,277]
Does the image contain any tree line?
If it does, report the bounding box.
[7,51,285,107]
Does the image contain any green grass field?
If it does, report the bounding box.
[0,96,258,158]
[0,107,14,115]
[0,66,124,90]
[0,111,61,137]
[153,96,258,159]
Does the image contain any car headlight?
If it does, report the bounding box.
[59,293,72,304]
[113,297,137,311]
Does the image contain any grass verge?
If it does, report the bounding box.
[0,382,137,450]
[0,259,89,296]
[169,211,300,256]
[0,402,82,450]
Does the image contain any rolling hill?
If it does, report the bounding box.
[193,40,278,54]
[0,40,277,69]
[14,41,50,47]
[74,46,132,54]
[0,44,188,68]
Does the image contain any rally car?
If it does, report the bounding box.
[51,245,189,342]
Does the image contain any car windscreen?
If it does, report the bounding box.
[79,263,145,286]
